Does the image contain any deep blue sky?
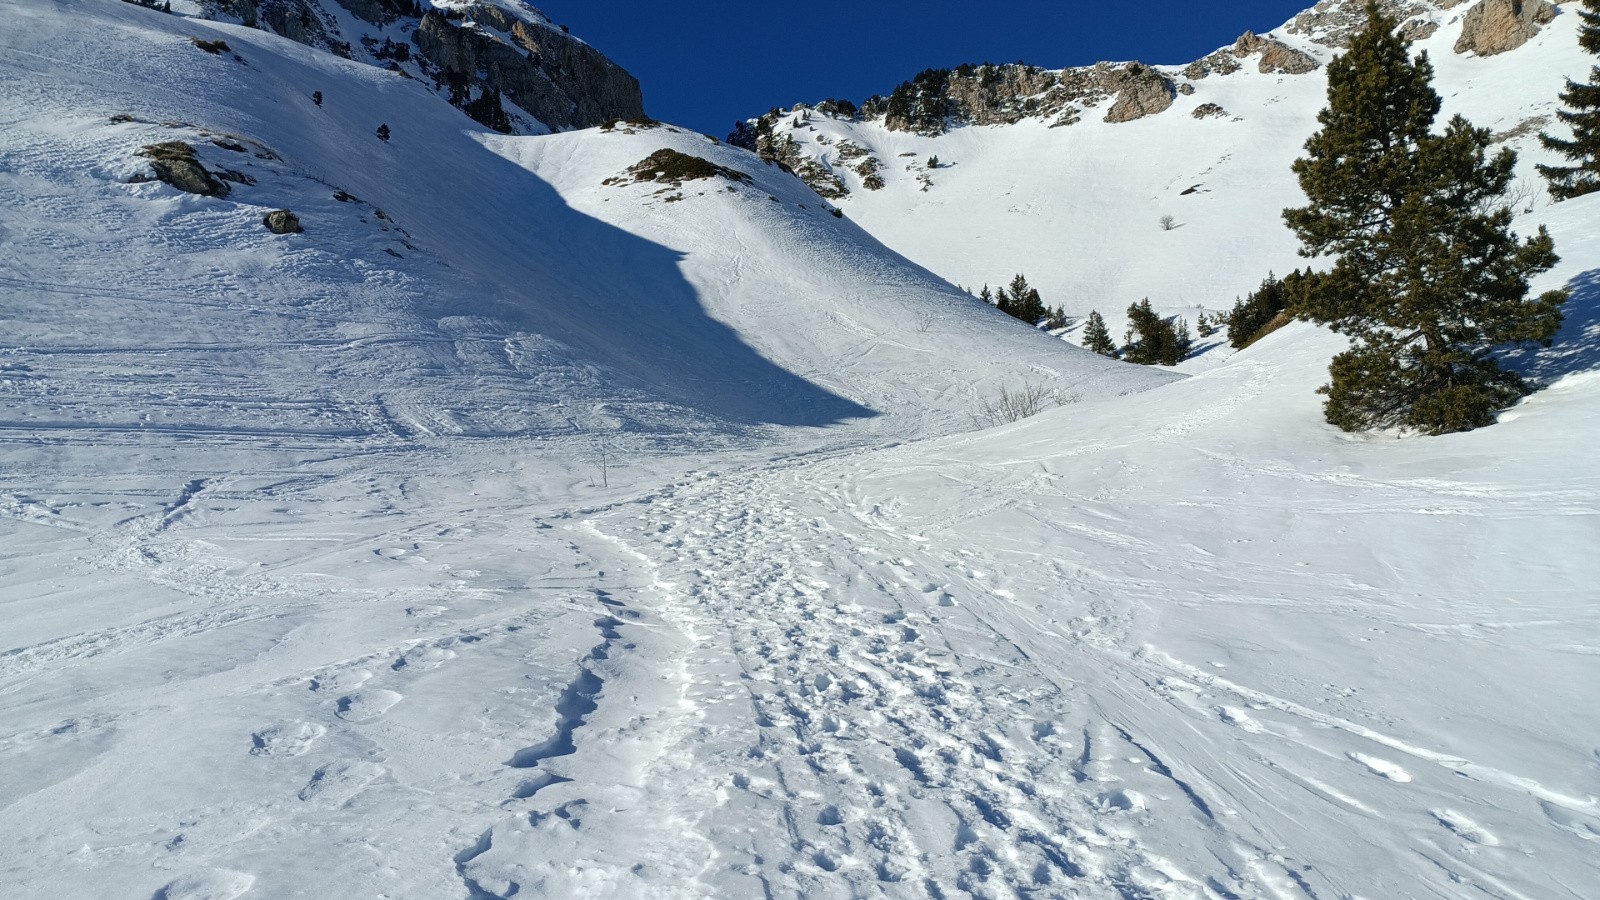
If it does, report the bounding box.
[533,0,1315,136]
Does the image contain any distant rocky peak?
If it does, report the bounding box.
[1285,0,1450,47]
[1281,0,1565,52]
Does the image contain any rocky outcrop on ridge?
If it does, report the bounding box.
[413,9,643,131]
[1234,32,1320,74]
[1286,0,1444,48]
[1186,31,1319,79]
[1103,64,1176,123]
[1454,0,1558,56]
[728,0,1562,204]
[849,62,1178,135]
[205,0,644,132]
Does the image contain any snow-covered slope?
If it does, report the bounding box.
[2,1,1597,899]
[0,0,1168,464]
[746,0,1585,363]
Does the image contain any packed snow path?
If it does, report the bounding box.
[539,435,1598,899]
[3,355,1597,899]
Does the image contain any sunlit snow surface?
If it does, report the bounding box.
[2,1,1598,898]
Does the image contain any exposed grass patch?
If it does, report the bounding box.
[599,116,662,133]
[1239,310,1293,349]
[191,37,231,54]
[605,149,752,188]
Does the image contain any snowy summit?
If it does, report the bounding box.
[1,0,1597,898]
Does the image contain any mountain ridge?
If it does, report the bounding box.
[196,0,645,132]
[722,0,1581,366]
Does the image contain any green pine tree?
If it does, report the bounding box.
[1122,299,1190,365]
[1283,1,1567,434]
[1539,0,1600,200]
[1002,273,1047,324]
[1082,310,1118,357]
[464,87,514,134]
[992,273,1047,325]
[1226,271,1291,349]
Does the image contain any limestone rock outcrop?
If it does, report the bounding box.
[1233,31,1320,74]
[1454,0,1557,56]
[1287,0,1436,48]
[413,9,644,130]
[137,142,230,198]
[1103,64,1176,123]
[217,0,348,56]
[205,0,644,131]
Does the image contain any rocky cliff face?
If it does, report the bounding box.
[1454,0,1558,56]
[413,8,643,131]
[218,0,349,56]
[1280,0,1560,51]
[206,0,644,132]
[1285,0,1452,48]
[1185,31,1319,79]
[865,62,1177,135]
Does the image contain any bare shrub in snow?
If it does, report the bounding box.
[972,382,1054,427]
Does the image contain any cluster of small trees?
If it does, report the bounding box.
[1123,300,1194,366]
[929,2,1600,436]
[464,87,513,134]
[1224,270,1310,349]
[1075,303,1193,366]
[961,3,1594,431]
[977,274,1065,328]
[883,68,955,134]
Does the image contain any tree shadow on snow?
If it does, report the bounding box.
[1513,268,1600,385]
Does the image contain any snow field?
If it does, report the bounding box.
[1,0,1598,898]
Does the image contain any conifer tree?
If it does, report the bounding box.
[1122,299,1191,365]
[1226,272,1291,349]
[1082,310,1118,357]
[1283,1,1566,434]
[465,87,514,134]
[376,123,391,142]
[996,273,1047,324]
[1539,0,1600,200]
